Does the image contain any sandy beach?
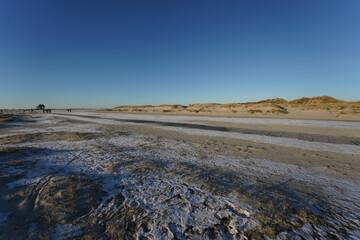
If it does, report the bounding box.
[1,111,359,239]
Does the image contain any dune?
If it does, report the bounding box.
[289,96,344,105]
[107,96,360,121]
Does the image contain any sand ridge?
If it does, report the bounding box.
[106,95,360,121]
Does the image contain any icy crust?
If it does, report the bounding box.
[2,132,360,238]
[98,173,259,239]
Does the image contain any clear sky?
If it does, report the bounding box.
[1,0,359,109]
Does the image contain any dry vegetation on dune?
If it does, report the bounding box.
[247,98,288,105]
[287,96,360,116]
[289,96,344,105]
[108,96,360,118]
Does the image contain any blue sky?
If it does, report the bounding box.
[1,0,359,108]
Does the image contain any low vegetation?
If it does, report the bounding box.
[106,96,359,116]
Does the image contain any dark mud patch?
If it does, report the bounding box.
[0,147,105,239]
[57,118,92,125]
[53,112,229,131]
[0,175,105,240]
[79,192,148,240]
[0,147,43,184]
[28,175,105,239]
[0,114,15,123]
[0,132,100,144]
[0,114,21,129]
[225,127,360,146]
[2,114,38,126]
[0,147,42,159]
